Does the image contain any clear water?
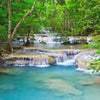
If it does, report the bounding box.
[33,43,84,49]
[0,65,100,100]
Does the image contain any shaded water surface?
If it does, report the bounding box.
[0,65,100,100]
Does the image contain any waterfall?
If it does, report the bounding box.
[36,59,49,67]
[4,50,82,67]
[29,58,34,66]
[56,52,82,65]
[4,57,50,67]
[56,53,68,64]
[56,56,62,63]
[14,59,27,67]
[63,53,68,61]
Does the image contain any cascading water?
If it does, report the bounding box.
[56,52,82,65]
[36,59,49,67]
[56,53,68,64]
[4,49,82,67]
[56,56,62,63]
[4,57,50,68]
[29,58,34,67]
[63,53,68,61]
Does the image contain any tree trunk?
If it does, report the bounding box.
[25,32,31,46]
[6,35,13,53]
[24,27,31,46]
[6,0,37,52]
[5,0,13,52]
[8,0,12,35]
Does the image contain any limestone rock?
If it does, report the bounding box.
[44,79,82,95]
[76,53,93,69]
[48,55,56,64]
[95,78,100,84]
[79,80,94,86]
[0,69,12,75]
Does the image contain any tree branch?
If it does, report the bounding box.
[11,0,37,40]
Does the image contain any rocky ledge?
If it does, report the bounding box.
[4,54,56,66]
[2,47,97,70]
[3,48,82,67]
[76,53,93,69]
[76,49,98,70]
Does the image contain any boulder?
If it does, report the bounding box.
[48,55,56,64]
[76,53,93,69]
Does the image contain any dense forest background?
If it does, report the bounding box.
[0,0,100,41]
[0,0,100,51]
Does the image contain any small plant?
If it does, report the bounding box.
[83,35,100,73]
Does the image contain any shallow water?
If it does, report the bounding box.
[33,43,84,49]
[0,65,100,100]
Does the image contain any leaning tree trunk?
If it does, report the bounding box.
[11,0,36,40]
[6,0,37,53]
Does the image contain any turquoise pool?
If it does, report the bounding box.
[0,65,100,100]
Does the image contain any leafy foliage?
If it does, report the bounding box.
[83,35,100,73]
[0,0,100,40]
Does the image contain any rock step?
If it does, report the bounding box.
[4,49,82,67]
[22,48,82,55]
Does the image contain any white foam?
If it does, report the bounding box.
[35,65,50,68]
[56,59,76,65]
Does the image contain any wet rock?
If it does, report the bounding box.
[76,53,93,69]
[0,69,13,75]
[4,48,82,66]
[12,45,23,49]
[17,36,23,40]
[95,78,100,84]
[79,78,100,86]
[44,79,82,95]
[4,54,57,66]
[0,57,4,66]
[79,80,94,86]
[48,55,56,64]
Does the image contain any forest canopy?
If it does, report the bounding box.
[0,0,100,42]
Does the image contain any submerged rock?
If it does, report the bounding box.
[44,79,82,95]
[94,78,100,84]
[0,69,13,75]
[79,78,100,86]
[79,80,94,86]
